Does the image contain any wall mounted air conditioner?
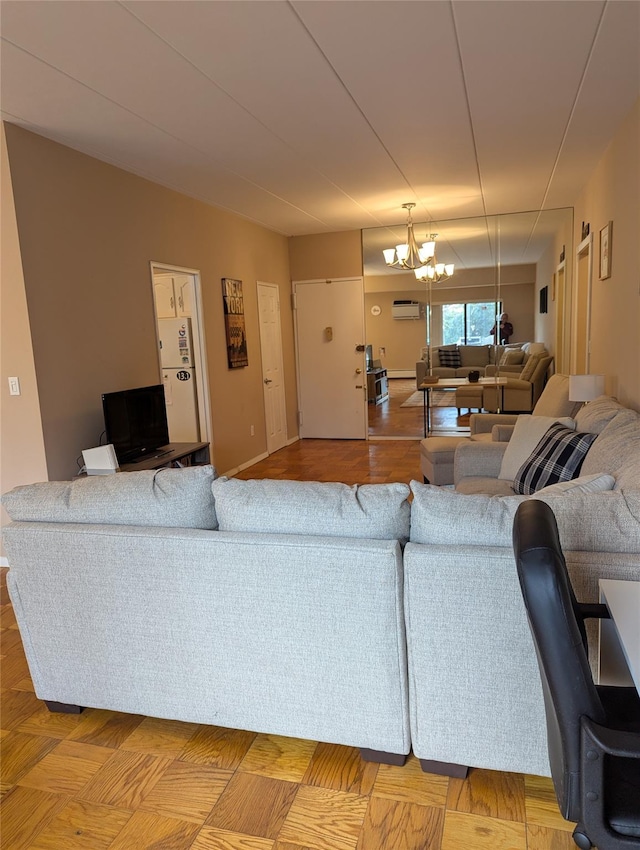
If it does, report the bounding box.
[392,301,421,320]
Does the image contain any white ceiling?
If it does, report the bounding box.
[2,0,639,266]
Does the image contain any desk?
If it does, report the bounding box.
[119,442,210,472]
[418,377,507,436]
[598,579,640,693]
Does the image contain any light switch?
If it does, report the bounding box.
[8,377,21,396]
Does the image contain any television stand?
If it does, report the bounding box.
[118,442,210,472]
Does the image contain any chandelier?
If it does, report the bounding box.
[383,203,454,281]
[413,241,455,283]
[382,203,436,271]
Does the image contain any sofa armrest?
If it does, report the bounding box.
[492,424,515,442]
[454,441,506,483]
[416,360,427,389]
[469,412,518,436]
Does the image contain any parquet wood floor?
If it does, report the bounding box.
[368,379,471,439]
[1,439,575,849]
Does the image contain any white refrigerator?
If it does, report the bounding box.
[158,318,200,442]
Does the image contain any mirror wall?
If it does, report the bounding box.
[363,208,573,436]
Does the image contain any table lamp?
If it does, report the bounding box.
[569,374,605,403]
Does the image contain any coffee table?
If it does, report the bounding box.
[418,377,508,436]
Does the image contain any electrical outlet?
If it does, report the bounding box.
[250,425,255,436]
[379,347,386,356]
[8,377,21,396]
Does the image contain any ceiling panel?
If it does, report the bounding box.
[1,0,638,250]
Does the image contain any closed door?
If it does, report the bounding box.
[294,278,366,439]
[257,282,287,455]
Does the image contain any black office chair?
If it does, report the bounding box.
[512,499,640,850]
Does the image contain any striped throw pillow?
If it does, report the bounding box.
[438,347,461,368]
[513,423,597,495]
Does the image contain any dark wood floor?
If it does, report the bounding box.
[1,438,575,850]
[367,379,471,439]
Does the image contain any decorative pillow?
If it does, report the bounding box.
[498,415,576,481]
[438,347,461,368]
[513,424,597,495]
[536,473,616,495]
[499,349,525,366]
[211,477,411,541]
[1,465,218,529]
[519,354,540,382]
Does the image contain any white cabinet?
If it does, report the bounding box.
[153,274,193,318]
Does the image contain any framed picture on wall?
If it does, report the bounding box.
[222,278,248,368]
[599,221,613,280]
[539,285,548,314]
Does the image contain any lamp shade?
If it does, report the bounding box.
[569,374,605,402]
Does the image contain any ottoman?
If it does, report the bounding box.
[455,384,483,414]
[420,436,470,485]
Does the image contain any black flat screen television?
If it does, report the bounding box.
[102,384,170,464]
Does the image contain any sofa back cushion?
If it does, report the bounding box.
[499,349,525,367]
[211,477,411,542]
[519,354,540,382]
[574,395,627,435]
[533,374,582,419]
[409,480,640,553]
[2,465,218,529]
[459,345,490,367]
[580,408,640,490]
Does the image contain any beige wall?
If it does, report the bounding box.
[289,231,363,281]
[572,99,639,408]
[3,124,297,480]
[0,126,49,558]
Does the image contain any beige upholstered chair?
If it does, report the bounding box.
[420,375,582,484]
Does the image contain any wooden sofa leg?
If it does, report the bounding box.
[419,759,469,778]
[360,749,408,766]
[45,700,84,714]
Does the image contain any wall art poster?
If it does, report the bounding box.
[599,221,612,280]
[222,278,248,368]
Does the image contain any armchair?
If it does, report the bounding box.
[483,355,554,412]
[513,500,640,850]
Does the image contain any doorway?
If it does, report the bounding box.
[257,281,288,454]
[572,234,593,374]
[149,263,211,446]
[294,277,367,440]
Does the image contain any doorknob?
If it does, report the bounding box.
[355,368,362,374]
[264,378,272,384]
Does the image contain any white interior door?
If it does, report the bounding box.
[294,278,366,439]
[257,281,287,454]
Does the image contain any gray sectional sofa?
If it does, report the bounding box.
[2,470,412,763]
[3,413,640,779]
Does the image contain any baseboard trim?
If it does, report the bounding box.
[0,556,8,568]
[286,435,299,446]
[387,370,416,379]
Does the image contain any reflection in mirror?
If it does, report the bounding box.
[363,208,573,438]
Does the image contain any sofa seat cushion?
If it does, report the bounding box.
[431,367,457,378]
[211,477,411,542]
[1,465,218,529]
[409,481,640,552]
